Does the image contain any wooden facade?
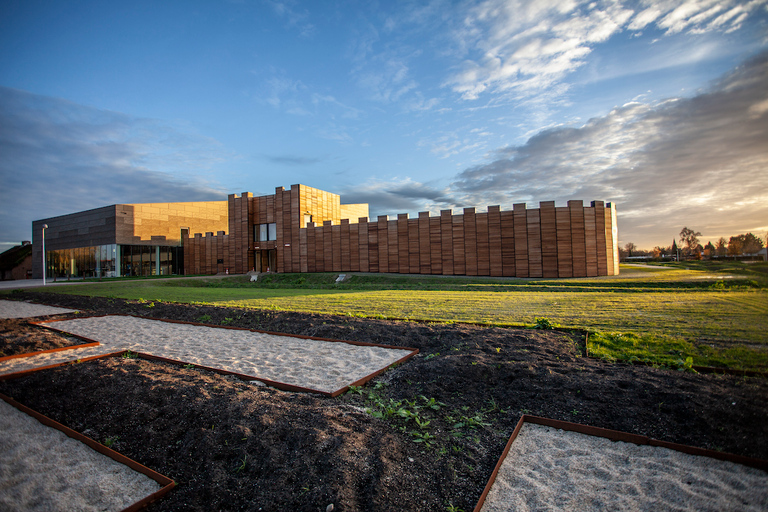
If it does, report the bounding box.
[183,184,619,278]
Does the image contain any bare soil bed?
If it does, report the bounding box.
[1,291,767,512]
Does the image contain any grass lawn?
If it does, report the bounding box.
[9,262,768,371]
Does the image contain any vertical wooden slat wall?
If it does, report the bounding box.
[419,212,431,274]
[187,187,619,278]
[513,204,528,278]
[540,201,558,278]
[526,209,542,278]
[397,214,409,274]
[388,218,399,274]
[441,210,453,275]
[500,210,515,277]
[487,206,502,277]
[464,208,477,276]
[476,212,490,276]
[377,216,388,273]
[429,216,442,275]
[569,200,586,278]
[593,201,608,276]
[556,206,573,277]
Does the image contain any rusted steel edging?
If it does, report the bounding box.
[0,342,101,363]
[0,392,176,512]
[472,414,768,512]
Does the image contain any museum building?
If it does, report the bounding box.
[32,184,619,280]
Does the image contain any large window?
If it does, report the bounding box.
[44,244,183,279]
[256,223,277,242]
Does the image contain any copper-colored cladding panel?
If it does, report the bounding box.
[500,210,515,277]
[569,200,587,277]
[526,208,542,278]
[473,415,768,512]
[408,217,419,274]
[350,223,360,272]
[429,216,442,275]
[0,393,176,512]
[487,206,502,277]
[464,208,478,276]
[388,218,399,273]
[476,212,490,276]
[419,212,431,275]
[452,214,466,275]
[340,220,351,271]
[540,201,558,278]
[397,214,409,274]
[441,210,454,275]
[556,206,573,277]
[0,341,100,363]
[513,204,528,278]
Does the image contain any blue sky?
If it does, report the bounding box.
[1,0,767,253]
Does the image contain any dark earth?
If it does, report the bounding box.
[1,290,767,512]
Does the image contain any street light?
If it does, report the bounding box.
[42,224,48,286]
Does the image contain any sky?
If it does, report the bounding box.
[1,0,767,253]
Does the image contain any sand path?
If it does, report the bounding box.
[8,315,414,393]
[0,299,75,319]
[480,423,768,512]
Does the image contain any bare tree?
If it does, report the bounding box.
[624,242,637,257]
[715,237,727,257]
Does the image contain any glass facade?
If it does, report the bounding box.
[44,244,183,279]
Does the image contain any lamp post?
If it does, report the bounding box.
[42,224,48,285]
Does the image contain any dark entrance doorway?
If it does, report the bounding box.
[255,249,276,273]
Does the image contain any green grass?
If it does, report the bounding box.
[8,263,768,371]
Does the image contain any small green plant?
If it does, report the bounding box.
[425,352,440,360]
[347,385,364,395]
[122,350,138,359]
[534,317,559,329]
[144,301,155,308]
[411,431,435,446]
[221,317,234,325]
[197,314,212,323]
[446,504,465,512]
[183,363,195,369]
[235,454,247,473]
[104,436,119,448]
[676,356,698,373]
[495,347,501,353]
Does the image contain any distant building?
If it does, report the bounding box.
[32,184,620,279]
[0,241,33,280]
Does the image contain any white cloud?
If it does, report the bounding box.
[444,0,767,101]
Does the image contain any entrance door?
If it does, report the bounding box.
[255,250,276,272]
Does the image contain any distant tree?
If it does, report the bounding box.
[624,242,637,257]
[728,236,743,256]
[715,237,727,257]
[729,233,764,255]
[703,241,715,259]
[679,227,702,258]
[672,239,679,260]
[652,246,669,260]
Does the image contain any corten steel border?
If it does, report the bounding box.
[32,314,419,397]
[0,350,125,382]
[0,341,101,363]
[0,392,175,512]
[472,414,768,512]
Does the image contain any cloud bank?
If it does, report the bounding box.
[345,51,768,248]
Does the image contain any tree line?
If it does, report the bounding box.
[621,228,767,261]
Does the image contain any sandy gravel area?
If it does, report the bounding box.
[0,399,161,512]
[480,423,768,512]
[0,300,75,319]
[33,315,413,393]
